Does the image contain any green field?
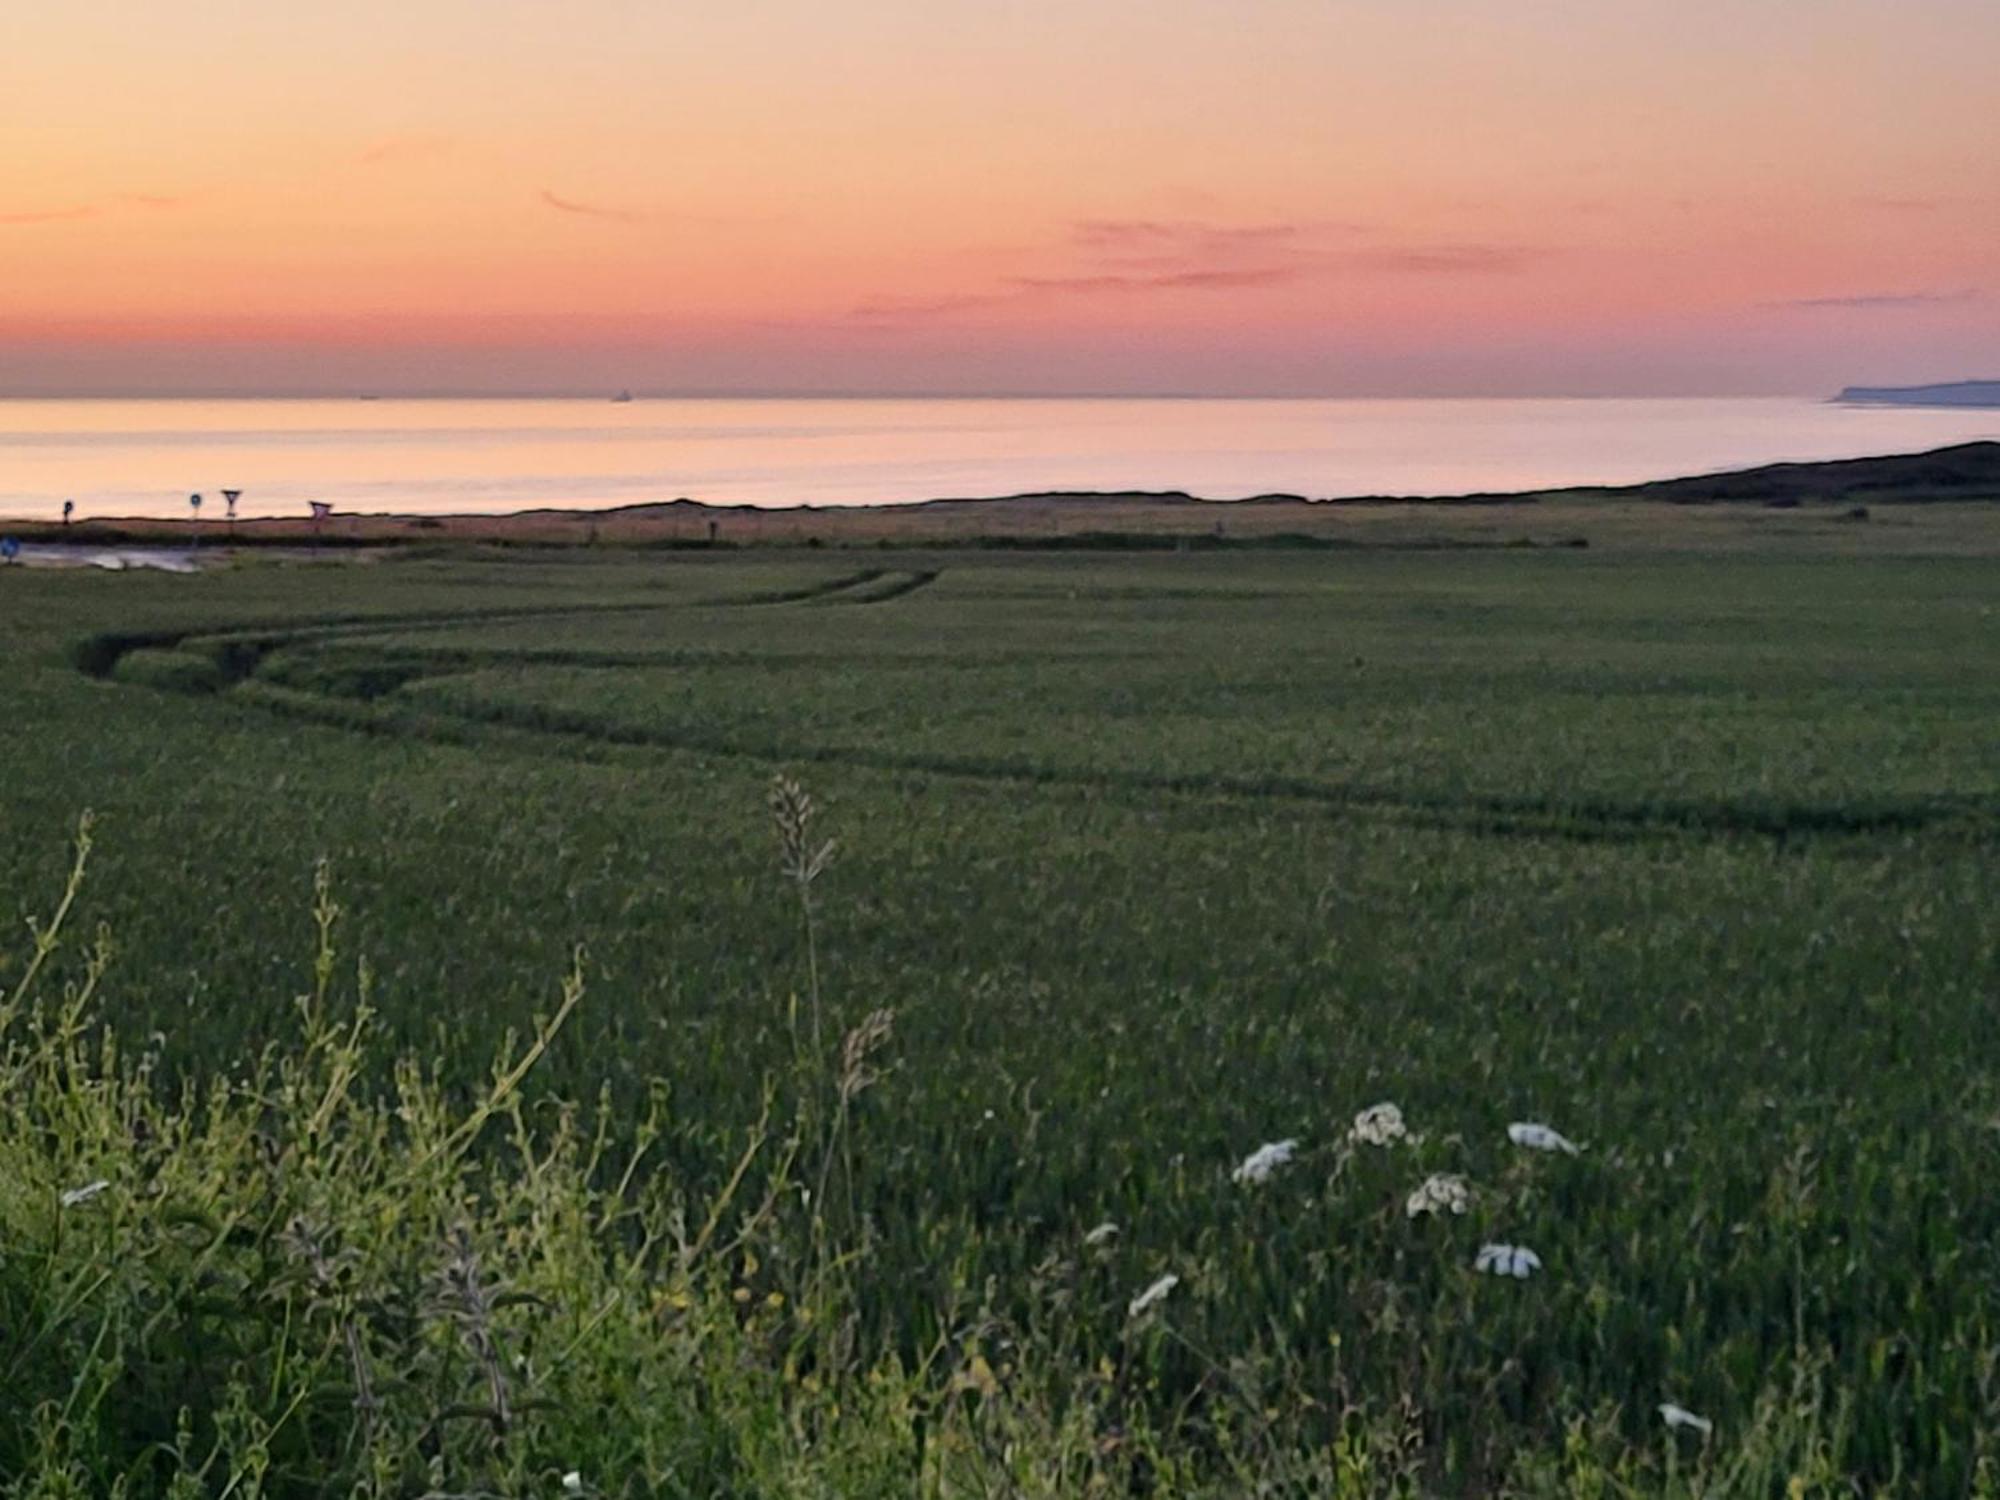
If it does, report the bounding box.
[4,542,1999,1495]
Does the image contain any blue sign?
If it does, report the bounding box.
[0,536,19,563]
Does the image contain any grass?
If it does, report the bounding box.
[2,541,1998,1494]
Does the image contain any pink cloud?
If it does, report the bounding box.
[539,188,645,224]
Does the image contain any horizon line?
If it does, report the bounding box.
[0,387,1847,402]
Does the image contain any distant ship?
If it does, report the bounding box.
[611,389,635,403]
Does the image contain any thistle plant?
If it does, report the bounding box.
[428,1225,517,1440]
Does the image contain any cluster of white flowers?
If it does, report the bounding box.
[1231,1138,1299,1185]
[1404,1172,1471,1219]
[1107,1105,1670,1416]
[1348,1102,1409,1146]
[1127,1272,1180,1318]
[1658,1402,1714,1436]
[1473,1243,1542,1278]
[59,1180,110,1208]
[1465,1123,1580,1280]
[1508,1121,1582,1156]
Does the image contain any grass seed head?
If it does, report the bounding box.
[838,1007,895,1104]
[768,774,836,890]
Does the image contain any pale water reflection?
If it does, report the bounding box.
[1,397,1994,521]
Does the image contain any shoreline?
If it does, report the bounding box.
[3,440,1995,552]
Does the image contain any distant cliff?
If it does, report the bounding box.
[1609,440,2000,504]
[1837,380,2000,408]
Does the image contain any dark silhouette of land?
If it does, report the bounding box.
[1837,381,2000,408]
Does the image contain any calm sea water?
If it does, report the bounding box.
[1,397,1994,522]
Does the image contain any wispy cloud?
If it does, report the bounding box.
[851,292,1013,320]
[3,194,183,226]
[0,205,98,226]
[539,188,645,224]
[848,214,1540,323]
[1071,217,1325,251]
[1068,217,1369,272]
[1005,248,1527,297]
[1009,265,1301,294]
[1343,245,1537,274]
[1767,288,1982,311]
[853,265,1303,318]
[360,134,453,167]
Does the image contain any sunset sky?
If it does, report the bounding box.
[6,0,1997,396]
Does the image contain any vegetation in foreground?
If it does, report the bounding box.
[2,546,1998,1494]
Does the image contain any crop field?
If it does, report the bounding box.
[3,540,1999,1494]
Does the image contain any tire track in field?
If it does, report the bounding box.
[828,570,941,604]
[240,667,1998,845]
[75,596,1997,847]
[67,565,933,679]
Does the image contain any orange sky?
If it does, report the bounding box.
[5,0,1996,395]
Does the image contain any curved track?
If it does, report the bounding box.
[73,571,1996,848]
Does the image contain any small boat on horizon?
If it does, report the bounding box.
[611,389,634,403]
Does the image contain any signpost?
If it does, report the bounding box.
[189,493,203,548]
[222,489,241,536]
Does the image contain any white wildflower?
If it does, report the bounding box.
[1348,1102,1409,1147]
[1231,1138,1299,1185]
[1473,1243,1543,1278]
[561,1472,584,1495]
[1127,1272,1179,1318]
[1658,1403,1713,1437]
[1405,1172,1471,1219]
[1507,1121,1582,1156]
[1083,1221,1120,1247]
[60,1180,110,1208]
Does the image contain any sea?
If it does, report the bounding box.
[1,396,1995,523]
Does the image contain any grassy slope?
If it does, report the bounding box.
[3,542,1999,1493]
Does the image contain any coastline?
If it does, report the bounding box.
[4,440,1995,553]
